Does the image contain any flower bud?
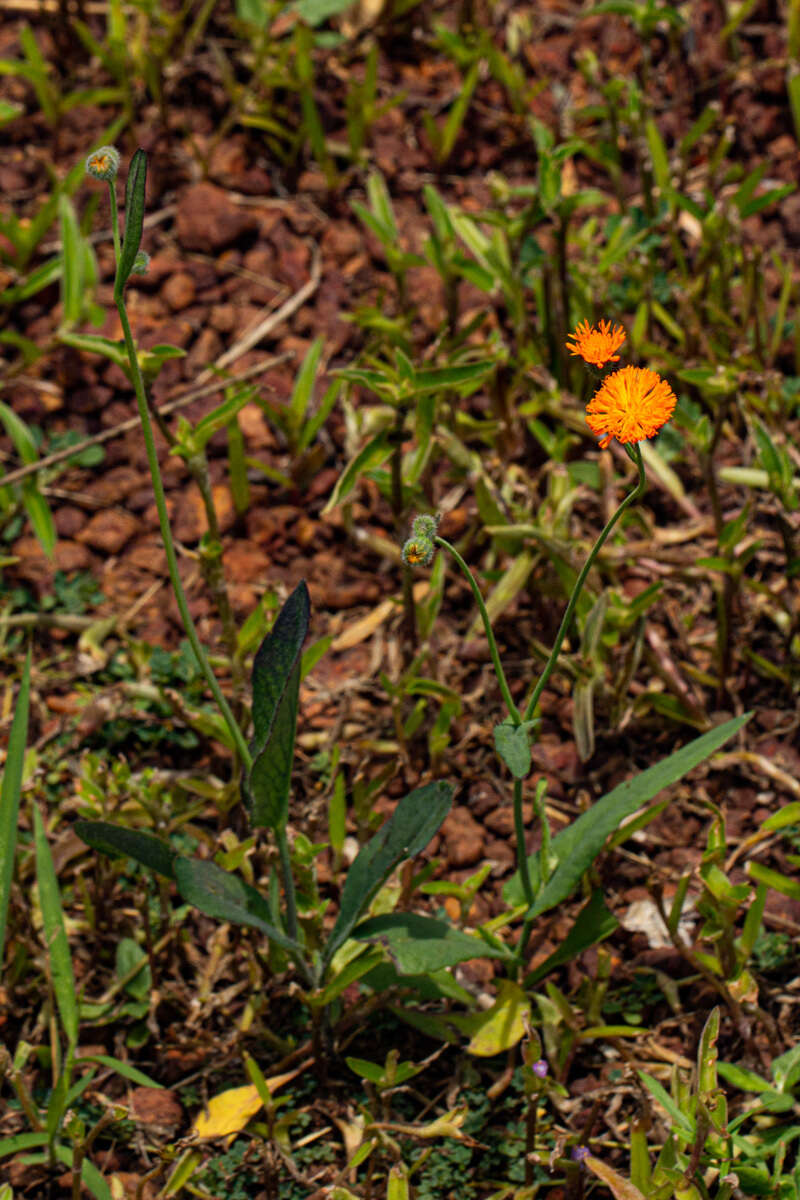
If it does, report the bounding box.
[411,513,440,541]
[131,249,150,275]
[85,146,120,182]
[402,537,435,567]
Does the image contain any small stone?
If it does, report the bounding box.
[209,303,237,333]
[173,484,235,542]
[54,505,85,538]
[130,1087,183,1136]
[162,271,196,312]
[77,509,139,554]
[440,805,485,868]
[176,182,259,252]
[11,536,93,588]
[185,326,221,373]
[237,403,275,448]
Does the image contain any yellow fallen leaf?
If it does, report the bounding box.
[466,980,530,1057]
[192,1065,305,1139]
[584,1157,647,1200]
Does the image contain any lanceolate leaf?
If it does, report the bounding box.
[34,805,79,1050]
[504,713,751,915]
[352,911,505,975]
[173,858,303,956]
[523,891,618,987]
[73,820,177,880]
[247,581,310,831]
[115,147,147,294]
[0,651,30,958]
[324,781,453,963]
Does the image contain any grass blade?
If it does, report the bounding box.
[33,805,79,1051]
[0,650,31,958]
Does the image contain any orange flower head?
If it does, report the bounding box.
[585,365,676,450]
[566,319,626,368]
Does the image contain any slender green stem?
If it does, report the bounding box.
[513,777,533,909]
[107,182,121,266]
[523,444,646,723]
[276,828,298,943]
[515,777,550,971]
[434,535,521,724]
[276,827,315,989]
[114,297,252,770]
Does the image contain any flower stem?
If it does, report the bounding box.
[107,181,121,266]
[523,443,646,723]
[113,289,252,770]
[434,535,521,724]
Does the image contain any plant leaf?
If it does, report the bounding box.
[0,651,30,958]
[463,980,530,1056]
[523,891,618,987]
[247,580,310,830]
[493,720,537,779]
[34,805,79,1049]
[504,714,751,914]
[192,1062,302,1139]
[115,147,147,294]
[351,911,505,974]
[323,431,393,512]
[584,1157,647,1200]
[325,781,453,962]
[74,820,177,880]
[174,857,303,956]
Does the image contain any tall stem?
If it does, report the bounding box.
[434,535,521,724]
[113,289,251,770]
[513,777,533,910]
[523,444,646,723]
[391,406,416,657]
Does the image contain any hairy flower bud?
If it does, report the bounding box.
[85,146,120,182]
[411,513,440,541]
[402,537,435,567]
[131,249,150,275]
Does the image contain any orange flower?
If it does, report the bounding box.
[585,365,676,450]
[566,319,626,367]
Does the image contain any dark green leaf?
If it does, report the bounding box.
[247,581,310,830]
[352,911,505,974]
[174,858,302,955]
[524,891,618,987]
[74,820,176,880]
[115,148,147,294]
[0,652,30,957]
[34,805,78,1049]
[325,781,453,962]
[412,362,493,394]
[504,714,751,914]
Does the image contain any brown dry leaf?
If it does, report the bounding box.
[331,582,428,651]
[584,1157,647,1200]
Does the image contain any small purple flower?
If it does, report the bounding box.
[532,1058,548,1078]
[571,1145,590,1164]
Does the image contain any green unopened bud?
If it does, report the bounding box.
[131,249,150,275]
[85,146,120,182]
[411,513,440,540]
[402,537,435,567]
